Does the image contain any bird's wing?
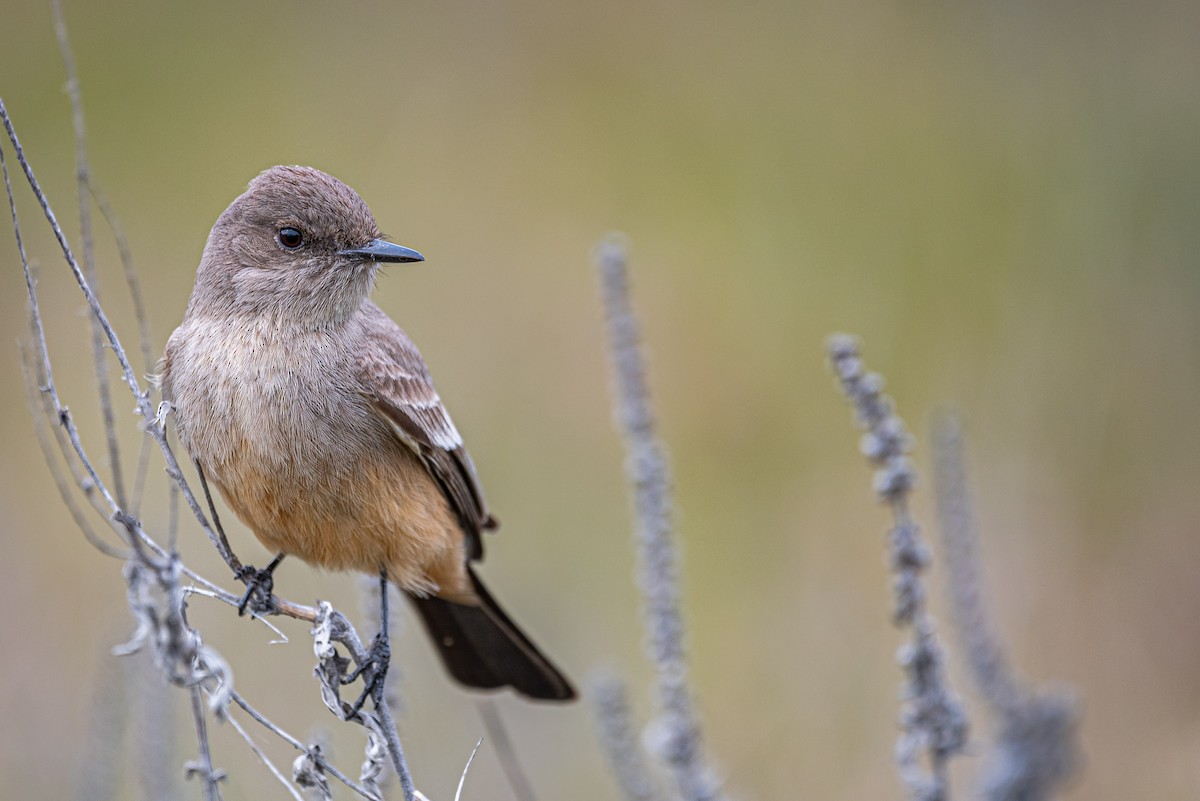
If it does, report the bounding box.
[355,304,495,560]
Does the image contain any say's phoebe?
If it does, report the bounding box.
[161,165,574,701]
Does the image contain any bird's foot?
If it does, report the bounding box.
[344,629,391,715]
[235,563,279,616]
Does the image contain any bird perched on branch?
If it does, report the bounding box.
[161,165,574,702]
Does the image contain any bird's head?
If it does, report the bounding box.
[190,165,423,327]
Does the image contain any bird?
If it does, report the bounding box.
[160,165,574,702]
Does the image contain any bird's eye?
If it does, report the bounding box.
[278,227,304,249]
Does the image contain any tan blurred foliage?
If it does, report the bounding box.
[2,0,1199,798]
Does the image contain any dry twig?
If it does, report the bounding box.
[3,16,422,792]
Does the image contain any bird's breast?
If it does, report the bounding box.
[164,316,465,594]
[168,319,374,511]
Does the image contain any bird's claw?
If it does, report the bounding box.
[344,630,391,715]
[235,564,278,616]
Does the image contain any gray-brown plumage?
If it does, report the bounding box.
[161,165,574,701]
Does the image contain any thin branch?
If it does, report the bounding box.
[593,234,723,801]
[0,96,238,573]
[91,177,155,518]
[20,327,110,523]
[88,178,156,515]
[34,315,230,596]
[931,413,1080,801]
[231,688,384,801]
[184,586,289,643]
[112,554,241,801]
[0,99,138,401]
[52,0,127,508]
[454,739,484,801]
[2,114,129,542]
[121,520,263,618]
[224,707,306,801]
[373,693,416,801]
[18,339,128,558]
[230,691,305,751]
[88,179,155,383]
[827,335,968,801]
[187,686,225,801]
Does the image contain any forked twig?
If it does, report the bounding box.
[224,708,305,801]
[230,691,382,801]
[3,66,419,801]
[0,97,230,568]
[17,338,127,559]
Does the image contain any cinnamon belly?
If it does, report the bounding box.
[211,436,475,603]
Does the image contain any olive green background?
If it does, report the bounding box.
[2,1,1198,799]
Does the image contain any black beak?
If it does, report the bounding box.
[339,239,424,263]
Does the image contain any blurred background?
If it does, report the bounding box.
[2,0,1199,798]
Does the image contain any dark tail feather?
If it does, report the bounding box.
[408,569,575,701]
